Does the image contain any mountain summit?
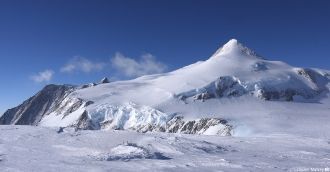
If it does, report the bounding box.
[100,77,110,84]
[211,39,260,59]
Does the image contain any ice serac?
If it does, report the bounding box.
[73,103,232,136]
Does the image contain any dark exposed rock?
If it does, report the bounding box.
[61,99,84,119]
[174,117,231,135]
[100,77,110,84]
[193,92,215,101]
[98,114,231,136]
[0,84,75,125]
[178,69,329,102]
[166,116,185,133]
[178,95,187,101]
[255,86,317,101]
[325,73,330,78]
[100,119,114,130]
[80,77,109,89]
[81,83,97,89]
[256,88,297,101]
[215,76,244,97]
[136,124,154,133]
[133,116,232,136]
[85,101,94,107]
[73,111,98,130]
[180,121,196,133]
[297,68,318,84]
[0,84,96,127]
[296,68,329,91]
[80,77,110,89]
[57,127,65,133]
[179,76,246,102]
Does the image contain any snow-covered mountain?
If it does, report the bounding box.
[1,39,330,137]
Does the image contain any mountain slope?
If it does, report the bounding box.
[1,39,329,137]
[73,39,329,105]
[0,85,75,125]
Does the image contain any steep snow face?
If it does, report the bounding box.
[38,97,92,127]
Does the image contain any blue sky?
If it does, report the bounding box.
[0,0,330,113]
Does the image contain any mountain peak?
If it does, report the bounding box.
[100,77,110,84]
[211,39,259,58]
[224,38,239,46]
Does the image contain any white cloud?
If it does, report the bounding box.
[61,57,105,73]
[31,70,54,83]
[111,53,167,77]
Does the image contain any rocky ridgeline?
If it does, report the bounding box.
[80,77,110,89]
[71,103,232,136]
[74,112,232,136]
[0,84,75,125]
[178,68,329,102]
[0,77,110,125]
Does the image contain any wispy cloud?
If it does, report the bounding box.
[60,57,106,73]
[31,53,167,83]
[30,70,54,83]
[111,53,167,77]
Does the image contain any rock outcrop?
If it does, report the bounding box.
[99,77,110,84]
[0,84,75,125]
[178,70,329,102]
